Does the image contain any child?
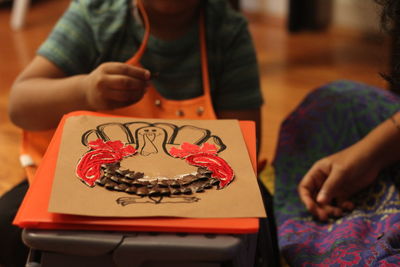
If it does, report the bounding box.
[3,0,263,265]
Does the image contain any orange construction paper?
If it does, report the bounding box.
[13,111,262,234]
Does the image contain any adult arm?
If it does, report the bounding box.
[298,111,400,221]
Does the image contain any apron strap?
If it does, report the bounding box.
[126,0,150,65]
[199,10,211,96]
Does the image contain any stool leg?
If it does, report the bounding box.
[11,0,31,30]
[25,249,42,267]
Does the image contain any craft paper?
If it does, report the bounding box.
[13,111,261,234]
[48,115,265,218]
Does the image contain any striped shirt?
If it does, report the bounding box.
[38,0,263,110]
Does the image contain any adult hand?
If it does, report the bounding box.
[298,142,381,221]
[84,62,151,110]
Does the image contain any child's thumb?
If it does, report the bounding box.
[316,190,331,205]
[316,170,342,205]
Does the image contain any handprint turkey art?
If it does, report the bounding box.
[75,121,235,205]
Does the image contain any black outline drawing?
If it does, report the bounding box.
[116,196,200,205]
[81,121,226,157]
[78,121,230,205]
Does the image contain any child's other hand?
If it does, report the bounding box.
[297,142,381,221]
[84,62,151,110]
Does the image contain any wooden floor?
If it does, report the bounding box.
[0,0,390,195]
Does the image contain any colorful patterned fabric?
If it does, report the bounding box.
[273,80,400,266]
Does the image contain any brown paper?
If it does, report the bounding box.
[48,115,266,218]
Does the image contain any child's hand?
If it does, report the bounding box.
[297,142,381,221]
[84,62,151,110]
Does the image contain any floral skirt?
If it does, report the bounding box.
[273,80,400,266]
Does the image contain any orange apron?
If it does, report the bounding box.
[21,0,216,182]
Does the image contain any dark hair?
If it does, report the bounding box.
[375,0,400,32]
[375,0,400,92]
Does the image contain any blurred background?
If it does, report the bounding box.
[0,0,391,195]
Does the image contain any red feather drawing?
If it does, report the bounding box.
[170,142,234,189]
[75,139,234,203]
[76,139,137,187]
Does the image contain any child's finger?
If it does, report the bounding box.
[313,205,330,221]
[339,200,355,211]
[101,63,150,81]
[101,87,146,102]
[316,167,345,205]
[298,184,317,212]
[99,75,148,91]
[315,204,343,221]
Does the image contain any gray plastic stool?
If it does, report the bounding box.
[23,229,257,267]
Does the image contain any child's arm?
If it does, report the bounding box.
[9,56,150,131]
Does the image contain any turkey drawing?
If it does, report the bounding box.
[76,121,234,205]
